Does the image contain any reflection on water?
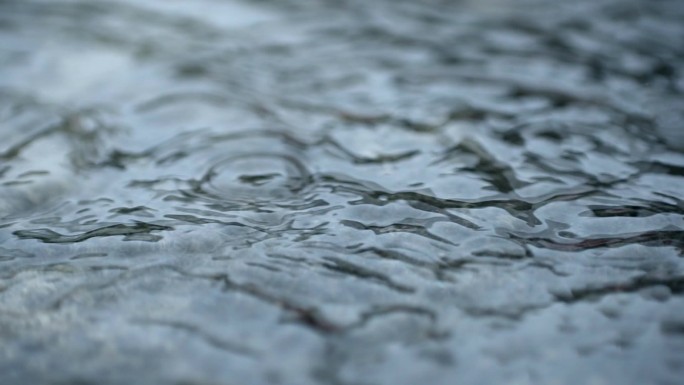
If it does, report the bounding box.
[1,0,683,384]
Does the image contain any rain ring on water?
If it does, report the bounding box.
[195,152,311,203]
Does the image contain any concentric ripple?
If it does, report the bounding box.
[199,152,311,201]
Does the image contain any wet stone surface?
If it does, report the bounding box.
[1,0,684,384]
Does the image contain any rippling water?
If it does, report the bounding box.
[1,0,684,384]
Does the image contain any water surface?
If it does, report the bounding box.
[1,0,683,384]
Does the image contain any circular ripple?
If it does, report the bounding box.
[200,153,310,201]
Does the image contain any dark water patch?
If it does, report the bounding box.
[13,222,173,244]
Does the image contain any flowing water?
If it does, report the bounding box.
[1,0,684,384]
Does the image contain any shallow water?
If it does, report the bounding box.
[1,0,683,384]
